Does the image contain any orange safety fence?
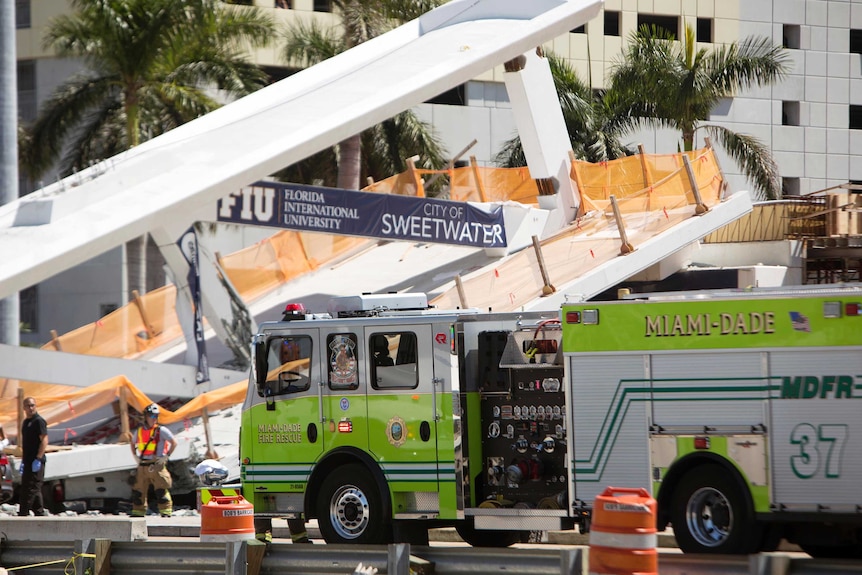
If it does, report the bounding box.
[365,164,541,205]
[430,147,725,312]
[0,375,247,437]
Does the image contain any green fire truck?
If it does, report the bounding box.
[240,286,862,557]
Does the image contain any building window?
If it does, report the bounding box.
[637,14,678,38]
[570,24,586,34]
[851,30,862,55]
[782,177,800,196]
[604,11,620,37]
[15,0,30,29]
[783,24,801,49]
[20,286,38,332]
[782,101,800,126]
[17,60,36,123]
[696,18,712,43]
[851,105,862,130]
[313,0,331,12]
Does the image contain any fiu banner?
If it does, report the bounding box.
[217,181,507,249]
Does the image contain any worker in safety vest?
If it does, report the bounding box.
[130,403,176,517]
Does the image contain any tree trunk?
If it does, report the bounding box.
[337,134,362,190]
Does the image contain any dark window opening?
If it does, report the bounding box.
[782,177,800,197]
[261,335,313,396]
[851,30,862,55]
[15,0,31,29]
[19,286,38,333]
[313,0,331,12]
[570,24,586,34]
[783,24,801,49]
[850,105,862,130]
[426,84,465,106]
[637,14,679,38]
[696,18,712,43]
[782,101,800,126]
[370,332,418,390]
[604,11,620,37]
[17,60,36,123]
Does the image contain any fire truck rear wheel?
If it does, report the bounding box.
[317,464,390,544]
[670,463,760,554]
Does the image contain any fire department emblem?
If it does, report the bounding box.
[329,335,357,385]
[386,416,407,447]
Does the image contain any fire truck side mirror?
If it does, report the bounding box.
[253,337,268,390]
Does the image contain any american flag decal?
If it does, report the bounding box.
[789,311,811,333]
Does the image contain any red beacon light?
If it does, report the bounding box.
[282,302,306,321]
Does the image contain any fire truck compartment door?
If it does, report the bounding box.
[364,324,441,493]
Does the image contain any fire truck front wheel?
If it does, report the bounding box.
[317,464,390,544]
[670,463,760,554]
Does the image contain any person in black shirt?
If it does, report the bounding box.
[18,397,48,516]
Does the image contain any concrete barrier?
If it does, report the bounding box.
[0,516,147,541]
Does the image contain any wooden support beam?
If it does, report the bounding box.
[532,235,556,296]
[610,195,635,255]
[682,155,710,215]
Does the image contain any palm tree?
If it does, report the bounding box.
[608,24,789,199]
[495,52,634,168]
[281,1,447,191]
[21,0,275,295]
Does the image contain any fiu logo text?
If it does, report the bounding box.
[219,186,276,224]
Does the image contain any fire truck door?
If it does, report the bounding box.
[319,328,369,454]
[364,325,440,491]
[247,330,324,494]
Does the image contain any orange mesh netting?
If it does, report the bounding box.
[431,147,725,312]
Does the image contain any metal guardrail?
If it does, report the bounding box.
[1,539,860,575]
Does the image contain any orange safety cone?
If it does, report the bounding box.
[588,487,657,575]
[200,495,256,542]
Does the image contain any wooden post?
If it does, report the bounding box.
[682,155,710,215]
[610,195,635,255]
[405,155,425,197]
[132,290,157,339]
[637,144,652,187]
[203,407,218,460]
[94,539,112,575]
[532,235,556,296]
[118,386,131,443]
[49,329,62,351]
[469,156,488,202]
[455,275,469,309]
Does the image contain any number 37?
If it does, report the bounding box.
[789,423,848,479]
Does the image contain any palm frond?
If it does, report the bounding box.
[702,124,781,200]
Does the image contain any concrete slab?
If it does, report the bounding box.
[0,516,148,541]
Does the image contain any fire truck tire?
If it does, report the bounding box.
[316,464,390,544]
[670,464,761,554]
[455,518,522,548]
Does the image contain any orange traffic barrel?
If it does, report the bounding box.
[200,495,255,542]
[588,486,657,575]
